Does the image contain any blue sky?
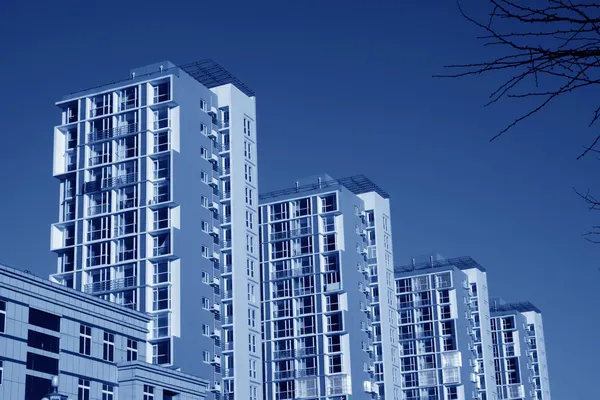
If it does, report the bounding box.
[0,0,597,396]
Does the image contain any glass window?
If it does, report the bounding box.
[25,375,51,399]
[127,339,138,361]
[29,308,61,332]
[102,385,114,400]
[78,379,90,400]
[103,331,115,362]
[26,352,58,375]
[27,330,59,353]
[152,340,170,365]
[143,384,154,400]
[0,300,6,333]
[79,325,92,355]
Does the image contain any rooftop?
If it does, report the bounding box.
[0,261,150,321]
[394,256,486,274]
[259,174,390,201]
[181,59,255,97]
[491,301,542,314]
[64,59,254,99]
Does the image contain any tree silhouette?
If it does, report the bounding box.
[436,0,600,241]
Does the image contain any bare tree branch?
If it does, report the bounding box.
[435,0,600,150]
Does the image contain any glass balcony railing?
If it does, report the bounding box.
[153,246,170,257]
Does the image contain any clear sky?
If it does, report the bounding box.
[0,0,596,397]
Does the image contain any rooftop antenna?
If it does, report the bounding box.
[131,72,136,79]
[295,181,299,192]
[430,256,433,267]
[412,258,415,271]
[317,177,322,188]
[159,65,164,72]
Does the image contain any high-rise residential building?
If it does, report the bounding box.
[490,300,551,400]
[49,59,260,400]
[394,256,498,400]
[258,174,400,400]
[0,262,208,400]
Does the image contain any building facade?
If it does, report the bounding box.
[0,262,208,400]
[259,174,400,400]
[490,301,551,400]
[49,59,260,400]
[394,256,498,400]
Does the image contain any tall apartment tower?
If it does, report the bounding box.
[259,174,400,400]
[394,256,498,400]
[490,300,551,400]
[49,60,261,400]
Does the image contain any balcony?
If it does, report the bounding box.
[272,309,291,318]
[296,347,316,357]
[220,144,230,153]
[153,246,170,257]
[152,118,171,131]
[273,349,294,360]
[271,269,292,280]
[210,277,220,288]
[398,301,414,310]
[83,276,136,294]
[102,172,138,189]
[270,227,312,242]
[274,370,295,380]
[294,288,314,297]
[323,282,341,293]
[114,223,137,237]
[221,264,232,274]
[88,123,140,143]
[222,316,233,325]
[88,154,111,167]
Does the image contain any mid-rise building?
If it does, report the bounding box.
[394,256,498,400]
[490,300,551,400]
[0,262,208,400]
[49,59,260,400]
[259,174,400,400]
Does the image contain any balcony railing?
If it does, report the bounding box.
[153,118,170,131]
[220,144,230,152]
[295,368,317,378]
[118,198,137,210]
[85,276,136,294]
[274,370,295,380]
[88,122,140,143]
[273,349,294,360]
[271,270,292,280]
[102,172,138,189]
[153,246,170,257]
[272,310,291,318]
[88,154,111,167]
[294,288,314,297]
[398,301,414,310]
[114,223,137,237]
[270,227,312,242]
[296,347,316,357]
